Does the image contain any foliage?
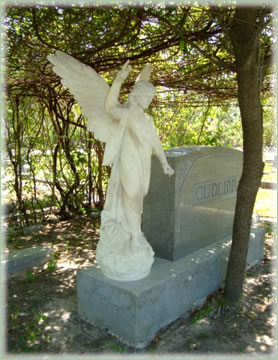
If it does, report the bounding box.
[5,5,274,101]
[3,3,276,225]
[262,97,277,147]
[47,253,58,272]
[153,100,243,148]
[191,304,213,324]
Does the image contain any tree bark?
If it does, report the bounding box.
[15,97,29,226]
[224,7,265,302]
[87,132,94,208]
[94,141,105,210]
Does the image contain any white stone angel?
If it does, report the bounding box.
[48,51,174,281]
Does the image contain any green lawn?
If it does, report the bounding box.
[253,162,276,218]
[254,188,276,218]
[262,162,277,182]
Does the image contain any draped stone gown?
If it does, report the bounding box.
[96,104,158,280]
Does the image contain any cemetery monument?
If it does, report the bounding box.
[47,51,174,280]
[48,52,265,347]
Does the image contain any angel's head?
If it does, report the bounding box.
[129,81,156,109]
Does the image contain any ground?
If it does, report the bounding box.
[3,215,277,356]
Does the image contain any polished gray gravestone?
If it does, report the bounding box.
[77,146,265,347]
[143,146,243,260]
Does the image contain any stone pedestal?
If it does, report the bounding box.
[77,227,264,347]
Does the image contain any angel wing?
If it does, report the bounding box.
[47,50,112,143]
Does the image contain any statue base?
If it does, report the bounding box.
[96,226,154,281]
[77,227,265,347]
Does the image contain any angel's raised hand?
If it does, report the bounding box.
[117,60,131,82]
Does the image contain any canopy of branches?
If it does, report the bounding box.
[5,3,275,106]
[3,2,276,224]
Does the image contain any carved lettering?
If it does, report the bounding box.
[196,185,204,201]
[193,177,238,205]
[211,183,218,198]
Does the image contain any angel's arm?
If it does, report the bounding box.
[151,122,174,177]
[105,60,131,120]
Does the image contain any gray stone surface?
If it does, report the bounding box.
[23,224,43,235]
[3,246,53,276]
[77,227,264,347]
[143,146,243,260]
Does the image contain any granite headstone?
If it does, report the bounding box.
[143,146,243,260]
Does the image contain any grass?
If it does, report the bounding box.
[254,188,276,218]
[262,162,277,182]
[262,172,277,182]
[253,162,276,219]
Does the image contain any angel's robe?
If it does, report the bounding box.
[101,105,157,241]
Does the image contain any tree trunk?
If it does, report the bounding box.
[15,97,29,226]
[87,132,94,208]
[94,141,105,209]
[224,7,265,302]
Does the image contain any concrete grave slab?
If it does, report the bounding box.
[3,246,53,276]
[77,227,264,347]
[23,224,43,235]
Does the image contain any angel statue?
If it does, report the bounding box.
[47,51,174,281]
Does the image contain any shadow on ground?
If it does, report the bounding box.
[3,216,277,356]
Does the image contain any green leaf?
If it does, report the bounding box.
[179,39,187,53]
[35,313,41,322]
[26,273,36,281]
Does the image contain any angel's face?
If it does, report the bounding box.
[136,94,153,109]
[129,82,156,110]
[130,92,153,109]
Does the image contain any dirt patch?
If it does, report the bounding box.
[3,216,277,356]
